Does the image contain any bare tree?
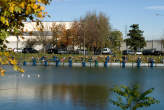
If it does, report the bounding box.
[78,12,111,51]
[24,38,37,48]
[30,22,51,53]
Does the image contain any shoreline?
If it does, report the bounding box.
[22,62,164,67]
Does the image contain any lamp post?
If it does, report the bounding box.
[16,35,19,52]
[83,30,85,56]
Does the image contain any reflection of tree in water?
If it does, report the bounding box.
[34,84,111,110]
[128,68,146,90]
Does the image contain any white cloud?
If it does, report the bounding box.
[145,6,164,10]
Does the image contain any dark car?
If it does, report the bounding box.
[94,49,102,55]
[154,50,164,56]
[22,48,38,53]
[142,49,156,55]
[122,50,135,55]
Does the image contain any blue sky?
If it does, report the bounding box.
[44,0,164,40]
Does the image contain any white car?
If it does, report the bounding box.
[13,48,23,53]
[135,51,143,55]
[102,48,112,54]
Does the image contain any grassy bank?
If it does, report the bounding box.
[12,53,164,64]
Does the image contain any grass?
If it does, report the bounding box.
[11,52,164,64]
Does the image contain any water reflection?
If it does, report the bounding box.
[0,83,111,110]
[0,66,164,110]
[34,84,110,110]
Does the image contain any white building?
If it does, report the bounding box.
[6,21,73,50]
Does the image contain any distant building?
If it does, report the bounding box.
[6,21,73,50]
[144,40,164,51]
[120,40,164,51]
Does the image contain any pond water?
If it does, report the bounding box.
[0,66,164,110]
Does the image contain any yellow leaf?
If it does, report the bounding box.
[40,6,45,11]
[0,69,5,77]
[10,59,17,65]
[13,65,18,71]
[20,2,25,8]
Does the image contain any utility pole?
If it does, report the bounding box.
[125,25,128,50]
[16,35,19,52]
[83,30,85,56]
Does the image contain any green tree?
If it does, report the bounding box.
[111,85,159,110]
[125,24,146,51]
[109,30,123,51]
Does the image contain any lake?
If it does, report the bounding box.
[0,66,163,110]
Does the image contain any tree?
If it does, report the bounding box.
[24,38,37,48]
[78,12,111,51]
[109,30,123,51]
[125,24,146,51]
[30,22,52,53]
[0,0,51,74]
[0,0,51,49]
[51,23,67,49]
[70,21,83,50]
[111,85,159,110]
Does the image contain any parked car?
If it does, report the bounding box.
[77,49,88,55]
[142,49,156,55]
[102,48,112,55]
[22,48,38,53]
[57,49,68,54]
[13,48,23,53]
[154,50,164,56]
[122,50,135,55]
[135,51,143,55]
[94,49,102,55]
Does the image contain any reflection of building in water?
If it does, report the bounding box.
[34,84,110,110]
[0,80,110,110]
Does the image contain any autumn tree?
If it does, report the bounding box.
[125,24,146,51]
[78,12,111,51]
[70,21,83,50]
[0,0,51,47]
[51,23,67,49]
[0,0,51,74]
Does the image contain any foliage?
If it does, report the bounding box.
[109,30,123,51]
[69,21,81,49]
[0,52,24,76]
[111,85,160,110]
[0,0,51,74]
[29,22,52,53]
[51,23,67,48]
[0,0,51,42]
[76,12,111,51]
[25,38,38,48]
[125,24,146,51]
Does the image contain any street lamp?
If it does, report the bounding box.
[16,35,19,52]
[83,30,85,56]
